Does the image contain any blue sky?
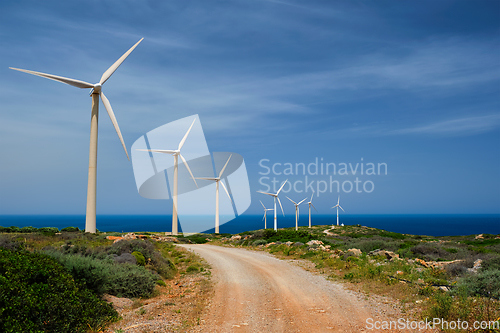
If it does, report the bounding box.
[0,0,499,217]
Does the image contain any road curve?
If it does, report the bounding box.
[180,244,380,333]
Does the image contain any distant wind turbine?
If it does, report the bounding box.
[195,154,233,234]
[137,119,198,235]
[331,196,345,226]
[10,38,143,233]
[286,196,307,231]
[257,180,288,231]
[260,200,274,230]
[307,193,318,228]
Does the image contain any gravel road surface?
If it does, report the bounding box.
[180,244,407,333]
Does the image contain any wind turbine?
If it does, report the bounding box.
[257,180,288,231]
[260,200,274,230]
[137,119,198,235]
[286,196,307,231]
[10,38,143,233]
[307,193,318,228]
[331,196,345,226]
[195,154,233,234]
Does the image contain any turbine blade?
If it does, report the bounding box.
[310,193,314,202]
[286,196,297,205]
[100,38,144,85]
[136,149,177,154]
[260,200,266,209]
[220,180,233,205]
[277,197,285,216]
[178,118,196,150]
[277,179,288,195]
[195,177,218,181]
[311,203,318,212]
[10,67,94,89]
[257,191,275,197]
[298,198,307,205]
[263,213,265,221]
[100,92,129,160]
[339,205,345,212]
[337,196,340,204]
[179,153,198,188]
[218,154,233,178]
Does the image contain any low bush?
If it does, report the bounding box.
[264,229,315,243]
[45,251,157,298]
[252,239,267,246]
[61,226,80,232]
[132,251,146,266]
[454,269,500,298]
[109,240,175,279]
[113,253,137,265]
[0,248,118,332]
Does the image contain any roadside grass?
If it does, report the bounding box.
[206,224,500,332]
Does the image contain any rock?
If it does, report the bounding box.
[306,240,324,246]
[415,258,429,268]
[396,271,404,275]
[293,242,304,247]
[439,286,449,292]
[475,234,484,240]
[231,235,242,241]
[368,249,400,261]
[265,242,276,247]
[244,235,252,240]
[106,236,124,241]
[346,248,362,257]
[417,278,425,284]
[467,259,482,274]
[329,249,345,258]
[285,241,294,246]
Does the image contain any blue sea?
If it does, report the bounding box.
[0,214,499,236]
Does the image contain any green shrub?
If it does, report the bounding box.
[264,229,314,243]
[454,269,500,298]
[61,226,80,232]
[0,248,118,332]
[38,227,59,234]
[20,226,38,233]
[252,239,267,246]
[186,265,199,273]
[156,279,167,287]
[109,240,175,279]
[0,226,20,233]
[132,251,146,266]
[45,251,157,298]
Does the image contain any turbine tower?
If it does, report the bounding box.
[307,193,318,228]
[137,119,198,235]
[286,196,307,231]
[10,39,144,233]
[257,180,288,231]
[260,200,273,229]
[195,154,233,234]
[332,196,345,226]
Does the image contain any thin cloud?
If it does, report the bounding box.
[392,114,500,136]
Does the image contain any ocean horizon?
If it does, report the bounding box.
[0,214,499,237]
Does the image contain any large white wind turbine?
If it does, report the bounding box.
[260,200,274,230]
[286,196,307,231]
[257,180,288,231]
[10,39,143,233]
[332,196,345,226]
[307,193,318,228]
[137,119,198,235]
[195,154,233,234]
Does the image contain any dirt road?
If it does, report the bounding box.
[180,244,406,333]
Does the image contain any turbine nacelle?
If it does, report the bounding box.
[89,83,102,95]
